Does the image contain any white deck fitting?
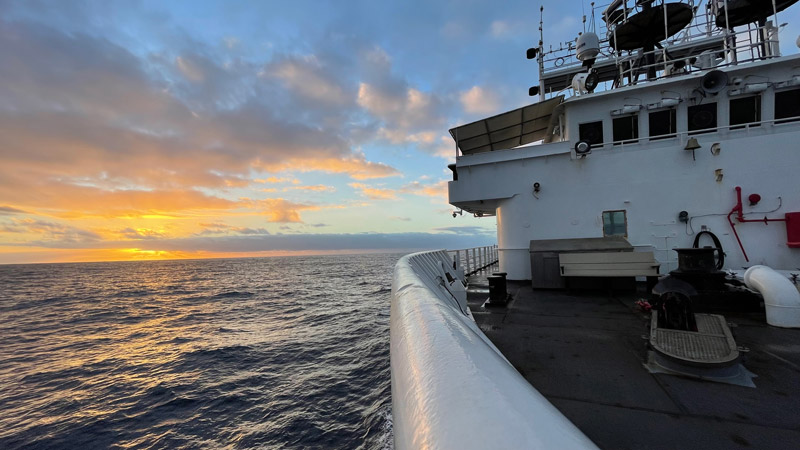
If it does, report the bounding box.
[560,251,660,277]
[744,265,800,328]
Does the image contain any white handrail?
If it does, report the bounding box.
[391,250,598,449]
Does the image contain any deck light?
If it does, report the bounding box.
[575,140,592,158]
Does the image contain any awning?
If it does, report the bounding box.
[449,95,564,155]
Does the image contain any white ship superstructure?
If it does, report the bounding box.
[448,0,800,279]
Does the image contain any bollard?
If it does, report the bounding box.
[487,275,507,306]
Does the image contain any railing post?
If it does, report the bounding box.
[472,248,476,273]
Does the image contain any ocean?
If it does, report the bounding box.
[0,253,399,449]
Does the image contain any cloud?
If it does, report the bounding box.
[401,180,448,199]
[429,135,458,159]
[244,198,319,223]
[260,156,400,180]
[254,177,301,184]
[284,185,335,192]
[460,86,500,115]
[197,222,270,235]
[432,226,496,235]
[222,37,240,49]
[346,179,447,202]
[118,227,167,240]
[0,182,236,218]
[266,55,351,107]
[357,83,443,133]
[1,218,101,243]
[0,18,400,205]
[175,55,207,82]
[489,20,512,38]
[0,206,27,215]
[349,183,397,200]
[0,3,513,263]
[39,232,496,253]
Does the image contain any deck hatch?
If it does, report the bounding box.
[650,313,739,366]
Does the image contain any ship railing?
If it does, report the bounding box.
[539,0,787,96]
[614,24,783,86]
[447,245,498,276]
[390,250,598,449]
[580,115,800,152]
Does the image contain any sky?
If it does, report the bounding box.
[0,0,586,264]
[11,1,796,264]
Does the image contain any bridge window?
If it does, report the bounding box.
[688,103,717,135]
[602,210,627,237]
[613,115,639,144]
[579,121,604,147]
[730,96,761,129]
[649,109,677,140]
[775,88,800,124]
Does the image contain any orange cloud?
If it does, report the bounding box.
[348,183,397,200]
[254,177,301,184]
[285,185,335,192]
[259,156,400,180]
[0,181,236,219]
[401,180,448,199]
[244,198,320,223]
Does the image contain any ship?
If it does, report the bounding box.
[391,1,800,449]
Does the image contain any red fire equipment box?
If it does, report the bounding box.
[786,212,800,248]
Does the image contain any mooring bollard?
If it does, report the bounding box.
[487,274,507,306]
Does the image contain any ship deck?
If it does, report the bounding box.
[467,276,800,450]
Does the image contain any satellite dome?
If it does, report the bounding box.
[576,32,600,61]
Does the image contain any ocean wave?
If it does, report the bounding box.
[211,291,254,299]
[0,254,398,449]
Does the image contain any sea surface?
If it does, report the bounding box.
[0,253,400,449]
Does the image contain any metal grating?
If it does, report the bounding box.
[651,313,739,365]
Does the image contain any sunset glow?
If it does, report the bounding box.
[0,0,607,264]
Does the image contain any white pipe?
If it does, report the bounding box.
[744,265,800,328]
[391,250,598,450]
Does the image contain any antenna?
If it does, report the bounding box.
[538,5,545,98]
[582,2,586,33]
[539,5,544,49]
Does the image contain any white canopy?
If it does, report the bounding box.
[449,95,564,155]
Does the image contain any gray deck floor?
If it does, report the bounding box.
[467,274,800,450]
